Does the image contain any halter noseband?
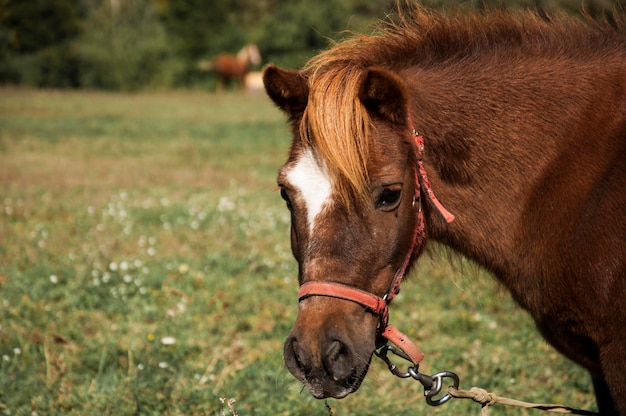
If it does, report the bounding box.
[296,124,455,365]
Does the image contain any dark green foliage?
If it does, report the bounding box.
[0,0,621,89]
[255,0,392,69]
[1,0,81,53]
[76,0,177,90]
[0,0,82,86]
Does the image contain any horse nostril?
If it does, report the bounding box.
[325,340,344,363]
[284,336,308,379]
[323,340,354,383]
[292,340,306,371]
[284,333,361,394]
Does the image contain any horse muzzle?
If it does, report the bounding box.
[283,297,379,399]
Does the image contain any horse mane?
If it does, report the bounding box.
[299,5,624,206]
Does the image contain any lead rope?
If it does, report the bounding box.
[447,386,599,416]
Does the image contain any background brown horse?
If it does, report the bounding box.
[198,43,261,90]
[264,6,626,415]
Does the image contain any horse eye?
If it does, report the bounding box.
[376,187,402,211]
[280,188,293,210]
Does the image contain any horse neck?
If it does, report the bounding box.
[404,57,620,285]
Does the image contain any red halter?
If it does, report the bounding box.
[297,125,455,365]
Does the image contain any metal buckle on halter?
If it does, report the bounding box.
[412,192,423,210]
[412,129,424,161]
[375,344,415,378]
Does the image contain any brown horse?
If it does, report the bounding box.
[199,43,261,90]
[263,5,626,415]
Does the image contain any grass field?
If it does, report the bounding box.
[0,88,595,415]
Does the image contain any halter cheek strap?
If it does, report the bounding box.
[296,126,454,366]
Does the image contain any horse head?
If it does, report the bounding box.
[240,43,261,67]
[264,65,423,398]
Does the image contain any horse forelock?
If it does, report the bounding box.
[299,66,372,208]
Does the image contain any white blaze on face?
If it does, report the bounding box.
[286,148,333,233]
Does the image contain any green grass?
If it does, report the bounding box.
[0,88,594,415]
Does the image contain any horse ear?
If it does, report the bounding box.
[358,67,408,125]
[263,65,309,116]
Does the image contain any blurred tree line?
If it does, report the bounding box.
[0,0,620,90]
